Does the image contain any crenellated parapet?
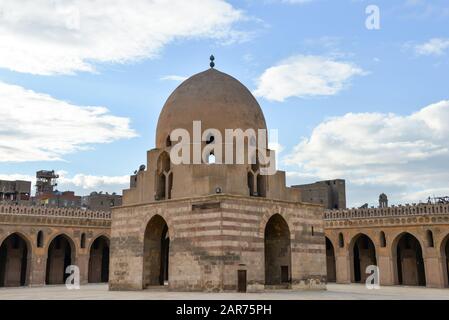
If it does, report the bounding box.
[324,203,449,220]
[0,204,111,220]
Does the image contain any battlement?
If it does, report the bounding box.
[324,203,449,220]
[0,204,111,220]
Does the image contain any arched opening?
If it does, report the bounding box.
[37,231,44,248]
[441,234,449,287]
[325,237,336,282]
[426,230,434,248]
[257,174,267,197]
[0,233,29,287]
[165,135,172,147]
[395,233,426,286]
[338,233,344,248]
[264,214,291,286]
[379,231,386,248]
[143,215,169,287]
[155,152,172,201]
[247,171,255,196]
[351,234,377,283]
[88,236,110,283]
[45,235,75,285]
[80,233,86,249]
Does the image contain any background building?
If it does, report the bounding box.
[0,180,31,205]
[82,192,122,212]
[32,170,82,208]
[292,179,346,210]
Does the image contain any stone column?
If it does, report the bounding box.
[77,252,89,285]
[29,250,46,286]
[377,249,395,286]
[335,248,351,283]
[424,248,445,288]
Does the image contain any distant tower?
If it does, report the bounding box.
[35,170,59,195]
[379,193,388,208]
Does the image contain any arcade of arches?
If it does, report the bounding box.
[325,227,449,288]
[0,205,111,287]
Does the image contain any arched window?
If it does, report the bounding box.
[426,230,434,248]
[311,226,314,236]
[338,233,344,248]
[379,231,386,247]
[37,231,44,248]
[81,233,86,249]
[248,151,267,198]
[156,152,172,200]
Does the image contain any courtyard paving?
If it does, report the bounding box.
[0,283,449,300]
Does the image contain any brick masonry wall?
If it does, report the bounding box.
[110,194,326,292]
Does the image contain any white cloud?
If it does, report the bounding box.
[415,38,449,56]
[57,171,129,190]
[280,0,313,3]
[254,55,365,102]
[0,81,137,162]
[161,75,188,82]
[0,0,245,75]
[284,100,449,206]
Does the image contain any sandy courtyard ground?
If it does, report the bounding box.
[0,283,448,300]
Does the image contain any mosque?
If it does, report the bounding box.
[1,59,448,293]
[108,60,326,292]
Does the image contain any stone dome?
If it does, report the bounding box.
[156,68,267,148]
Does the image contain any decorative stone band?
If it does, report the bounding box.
[0,204,111,220]
[324,203,449,221]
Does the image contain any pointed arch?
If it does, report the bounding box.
[349,233,377,283]
[0,233,31,287]
[325,237,336,282]
[440,233,449,287]
[45,234,76,285]
[264,214,291,285]
[143,215,170,287]
[37,231,44,248]
[379,231,386,248]
[392,232,426,286]
[155,151,172,200]
[88,236,110,283]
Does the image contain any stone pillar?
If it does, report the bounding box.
[29,250,46,286]
[424,248,445,288]
[77,253,89,285]
[377,254,394,286]
[335,249,351,283]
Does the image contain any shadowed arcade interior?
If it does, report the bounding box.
[395,233,426,286]
[325,237,336,282]
[0,233,29,287]
[351,234,377,283]
[88,236,110,283]
[264,214,291,286]
[45,235,74,285]
[143,215,170,287]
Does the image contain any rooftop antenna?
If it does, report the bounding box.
[210,55,215,68]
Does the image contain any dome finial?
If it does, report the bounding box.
[209,55,215,68]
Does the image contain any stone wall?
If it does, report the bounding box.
[0,204,111,287]
[110,194,326,292]
[324,203,449,288]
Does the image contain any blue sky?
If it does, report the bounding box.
[0,0,448,207]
